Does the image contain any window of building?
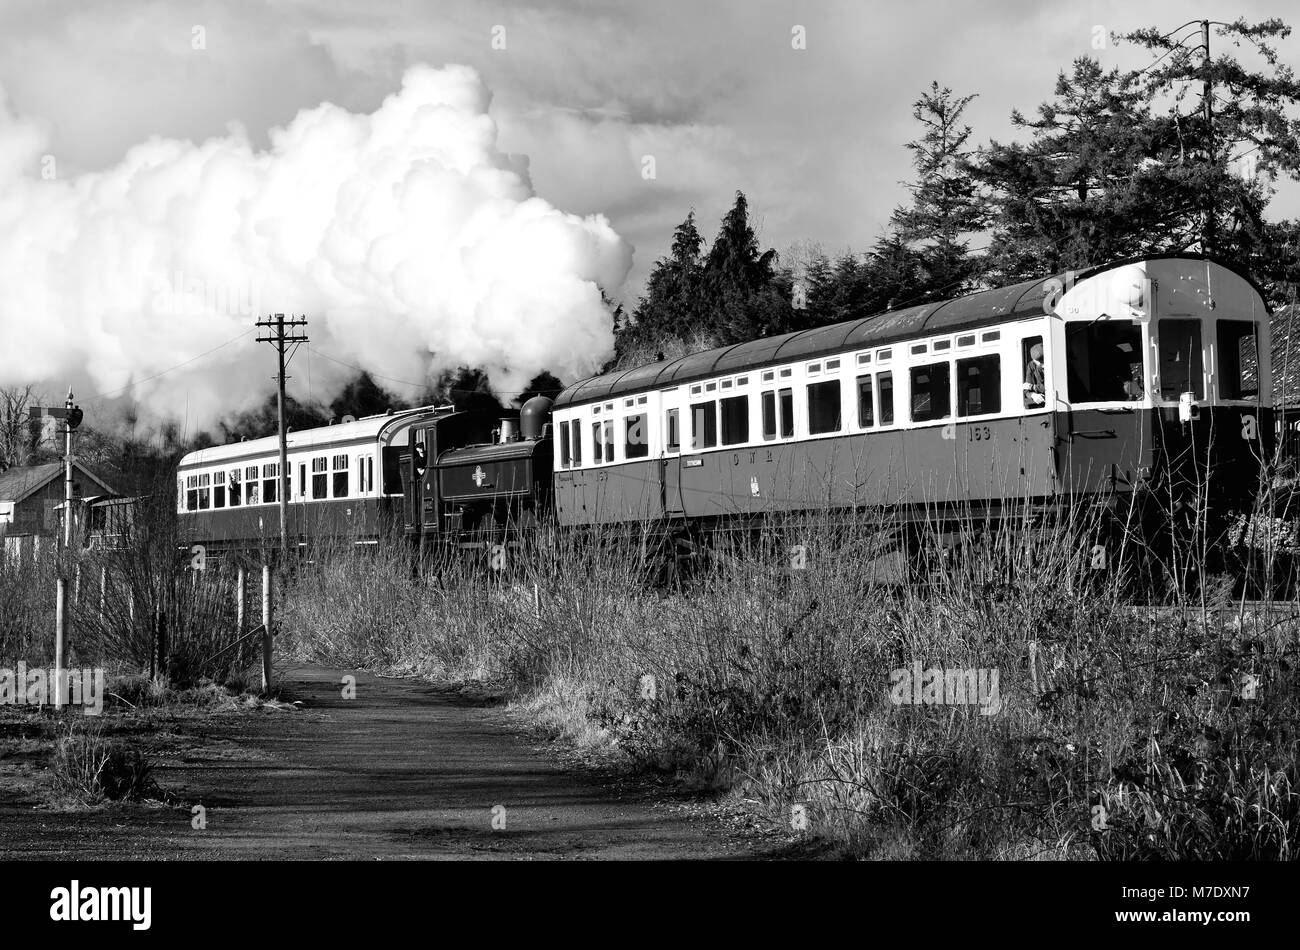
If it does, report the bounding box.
[228,468,241,506]
[262,463,280,504]
[807,379,842,434]
[213,470,226,508]
[665,409,680,454]
[332,454,349,498]
[1217,320,1259,400]
[779,388,794,438]
[559,420,571,467]
[957,355,1001,417]
[245,466,260,505]
[311,457,328,498]
[625,413,649,458]
[1066,322,1144,402]
[910,362,952,423]
[691,400,717,449]
[721,395,748,445]
[857,375,875,428]
[1022,336,1046,409]
[879,372,894,425]
[1159,319,1204,399]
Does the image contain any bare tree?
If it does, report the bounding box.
[0,384,41,471]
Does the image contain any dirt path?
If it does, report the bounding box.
[0,665,781,860]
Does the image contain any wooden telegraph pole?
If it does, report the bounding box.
[254,314,306,694]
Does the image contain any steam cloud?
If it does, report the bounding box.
[0,65,632,429]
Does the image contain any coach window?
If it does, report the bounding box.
[857,375,875,428]
[185,475,199,511]
[958,355,1001,417]
[569,420,582,466]
[1159,319,1205,400]
[665,409,680,453]
[910,362,952,423]
[228,468,241,506]
[1022,337,1046,408]
[360,455,375,494]
[310,457,327,497]
[625,413,649,458]
[198,473,211,510]
[591,421,604,464]
[721,395,749,446]
[761,391,777,440]
[879,372,895,425]
[298,463,307,498]
[807,379,841,434]
[602,419,615,462]
[1217,320,1259,400]
[213,470,226,508]
[1067,322,1144,402]
[333,454,349,497]
[691,400,718,449]
[559,420,571,467]
[245,466,260,504]
[262,463,280,504]
[778,388,794,438]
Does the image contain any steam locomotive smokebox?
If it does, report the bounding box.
[520,396,554,440]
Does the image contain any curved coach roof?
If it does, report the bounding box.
[178,405,448,470]
[554,254,1265,410]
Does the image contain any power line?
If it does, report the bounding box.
[90,328,256,400]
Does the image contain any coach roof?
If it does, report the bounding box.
[554,254,1260,410]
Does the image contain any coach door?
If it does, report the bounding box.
[661,401,685,518]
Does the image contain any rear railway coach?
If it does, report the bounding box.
[550,255,1273,531]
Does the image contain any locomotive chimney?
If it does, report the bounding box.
[499,418,518,443]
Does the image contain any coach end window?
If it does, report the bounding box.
[1158,318,1204,400]
[559,420,571,467]
[910,362,951,423]
[1217,319,1259,400]
[1067,322,1144,402]
[958,355,1001,417]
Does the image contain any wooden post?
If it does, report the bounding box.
[261,563,273,692]
[236,565,246,637]
[54,577,66,711]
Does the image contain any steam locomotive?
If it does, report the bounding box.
[177,255,1274,557]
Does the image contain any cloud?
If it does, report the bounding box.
[0,63,633,429]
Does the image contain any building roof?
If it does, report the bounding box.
[0,462,117,504]
[554,253,1267,410]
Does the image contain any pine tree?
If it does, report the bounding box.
[891,82,988,297]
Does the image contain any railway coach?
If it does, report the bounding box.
[550,255,1273,533]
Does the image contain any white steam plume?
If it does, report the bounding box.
[0,65,632,430]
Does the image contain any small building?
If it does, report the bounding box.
[0,461,117,558]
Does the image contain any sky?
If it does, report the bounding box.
[1,0,1298,425]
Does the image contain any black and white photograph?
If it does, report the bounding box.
[0,0,1297,931]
